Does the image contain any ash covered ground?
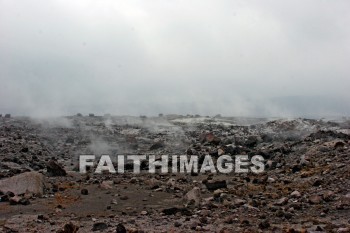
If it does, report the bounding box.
[0,114,350,233]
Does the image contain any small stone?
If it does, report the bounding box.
[6,191,15,197]
[313,179,323,187]
[199,132,221,145]
[240,219,250,225]
[292,164,301,173]
[218,148,225,156]
[167,178,176,187]
[81,189,88,195]
[174,221,182,227]
[232,198,246,206]
[259,220,270,229]
[19,197,30,205]
[337,228,350,233]
[220,193,228,200]
[213,189,224,198]
[190,220,200,230]
[224,216,239,224]
[0,194,9,202]
[116,223,127,233]
[57,222,80,233]
[309,195,322,204]
[149,141,164,150]
[9,196,22,205]
[92,222,108,231]
[120,195,129,200]
[130,177,138,183]
[204,180,227,191]
[21,147,29,153]
[37,214,45,220]
[162,207,191,216]
[290,190,301,198]
[267,177,276,183]
[140,210,148,215]
[323,190,335,202]
[99,181,114,190]
[184,187,201,207]
[275,210,284,217]
[284,212,293,219]
[111,199,118,205]
[275,197,288,205]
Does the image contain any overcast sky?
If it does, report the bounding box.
[0,0,349,117]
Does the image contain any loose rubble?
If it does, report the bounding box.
[0,115,349,232]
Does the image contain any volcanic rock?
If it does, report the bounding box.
[46,160,67,177]
[0,171,45,195]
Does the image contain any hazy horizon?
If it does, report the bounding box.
[1,0,350,117]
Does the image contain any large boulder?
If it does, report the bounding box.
[0,171,45,195]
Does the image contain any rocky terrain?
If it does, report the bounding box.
[0,114,349,233]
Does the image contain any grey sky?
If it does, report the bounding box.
[1,0,349,117]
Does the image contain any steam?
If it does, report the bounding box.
[1,0,350,117]
[30,117,74,128]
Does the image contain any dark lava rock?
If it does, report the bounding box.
[46,160,67,177]
[6,191,15,197]
[81,189,89,195]
[162,207,192,216]
[259,220,270,229]
[120,195,129,200]
[116,223,127,233]
[57,222,79,233]
[313,179,323,186]
[149,141,164,150]
[174,221,182,227]
[0,194,9,202]
[65,137,74,144]
[21,147,29,153]
[203,180,227,191]
[245,135,259,147]
[19,197,30,205]
[292,164,302,173]
[92,222,108,231]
